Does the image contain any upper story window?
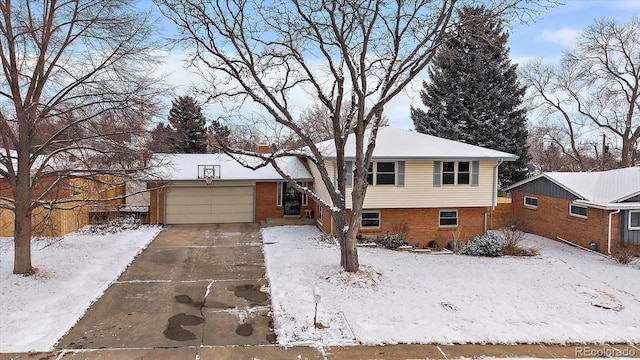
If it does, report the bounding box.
[367,162,395,185]
[569,204,588,218]
[442,161,470,185]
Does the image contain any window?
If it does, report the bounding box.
[366,162,395,185]
[569,204,588,218]
[318,207,323,224]
[442,161,470,185]
[439,210,458,227]
[442,162,455,185]
[524,196,538,209]
[629,211,640,230]
[361,211,380,228]
[457,162,470,184]
[278,182,307,206]
[376,162,396,185]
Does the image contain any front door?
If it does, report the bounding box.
[282,182,301,216]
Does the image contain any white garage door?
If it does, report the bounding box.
[165,186,255,224]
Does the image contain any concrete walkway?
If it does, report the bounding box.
[2,224,638,359]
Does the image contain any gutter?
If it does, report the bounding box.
[607,209,621,255]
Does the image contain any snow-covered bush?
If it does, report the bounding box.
[378,232,407,249]
[457,233,503,257]
[86,216,141,235]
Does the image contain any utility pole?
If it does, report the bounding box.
[601,133,606,171]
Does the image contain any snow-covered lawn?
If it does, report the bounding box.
[262,226,640,346]
[0,225,161,353]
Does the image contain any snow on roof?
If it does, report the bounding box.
[508,167,640,209]
[149,153,312,181]
[314,127,518,160]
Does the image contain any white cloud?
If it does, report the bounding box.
[540,28,581,48]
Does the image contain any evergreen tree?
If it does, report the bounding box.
[148,122,175,153]
[168,96,209,153]
[411,6,530,186]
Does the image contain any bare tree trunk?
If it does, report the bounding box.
[13,144,33,274]
[343,230,359,273]
[13,202,33,275]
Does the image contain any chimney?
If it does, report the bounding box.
[258,142,270,154]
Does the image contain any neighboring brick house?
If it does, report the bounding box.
[309,127,518,248]
[506,167,640,254]
[147,153,314,224]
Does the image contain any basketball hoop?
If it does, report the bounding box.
[205,175,213,185]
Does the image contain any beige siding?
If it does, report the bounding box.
[308,160,334,206]
[344,160,497,209]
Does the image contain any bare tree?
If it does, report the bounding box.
[0,1,165,274]
[156,0,554,272]
[521,17,640,169]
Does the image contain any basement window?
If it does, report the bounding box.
[439,210,458,227]
[569,204,588,219]
[361,211,381,228]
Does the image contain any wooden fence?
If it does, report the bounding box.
[488,197,513,230]
[0,176,126,238]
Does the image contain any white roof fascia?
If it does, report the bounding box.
[612,190,640,203]
[572,199,640,210]
[331,156,518,161]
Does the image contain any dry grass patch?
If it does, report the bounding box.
[499,228,539,257]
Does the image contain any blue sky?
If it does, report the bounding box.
[148,1,639,130]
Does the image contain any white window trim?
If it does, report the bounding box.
[318,206,323,225]
[276,181,283,207]
[524,196,538,209]
[442,161,471,186]
[629,210,640,230]
[439,209,459,227]
[569,204,588,219]
[361,211,381,228]
[301,181,308,206]
[367,162,396,186]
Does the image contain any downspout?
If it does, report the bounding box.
[492,160,504,211]
[608,209,621,255]
[486,160,503,233]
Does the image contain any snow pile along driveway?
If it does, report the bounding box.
[0,226,162,352]
[261,226,640,346]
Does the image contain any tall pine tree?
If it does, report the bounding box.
[411,6,529,186]
[168,95,209,153]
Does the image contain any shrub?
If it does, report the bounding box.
[457,233,502,257]
[87,216,140,235]
[611,245,637,265]
[378,232,407,249]
[499,228,539,256]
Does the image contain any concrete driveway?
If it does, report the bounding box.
[57,223,277,350]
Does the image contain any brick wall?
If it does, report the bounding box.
[255,182,282,220]
[313,205,488,248]
[512,191,622,253]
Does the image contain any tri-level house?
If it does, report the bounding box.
[147,127,517,248]
[309,127,517,247]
